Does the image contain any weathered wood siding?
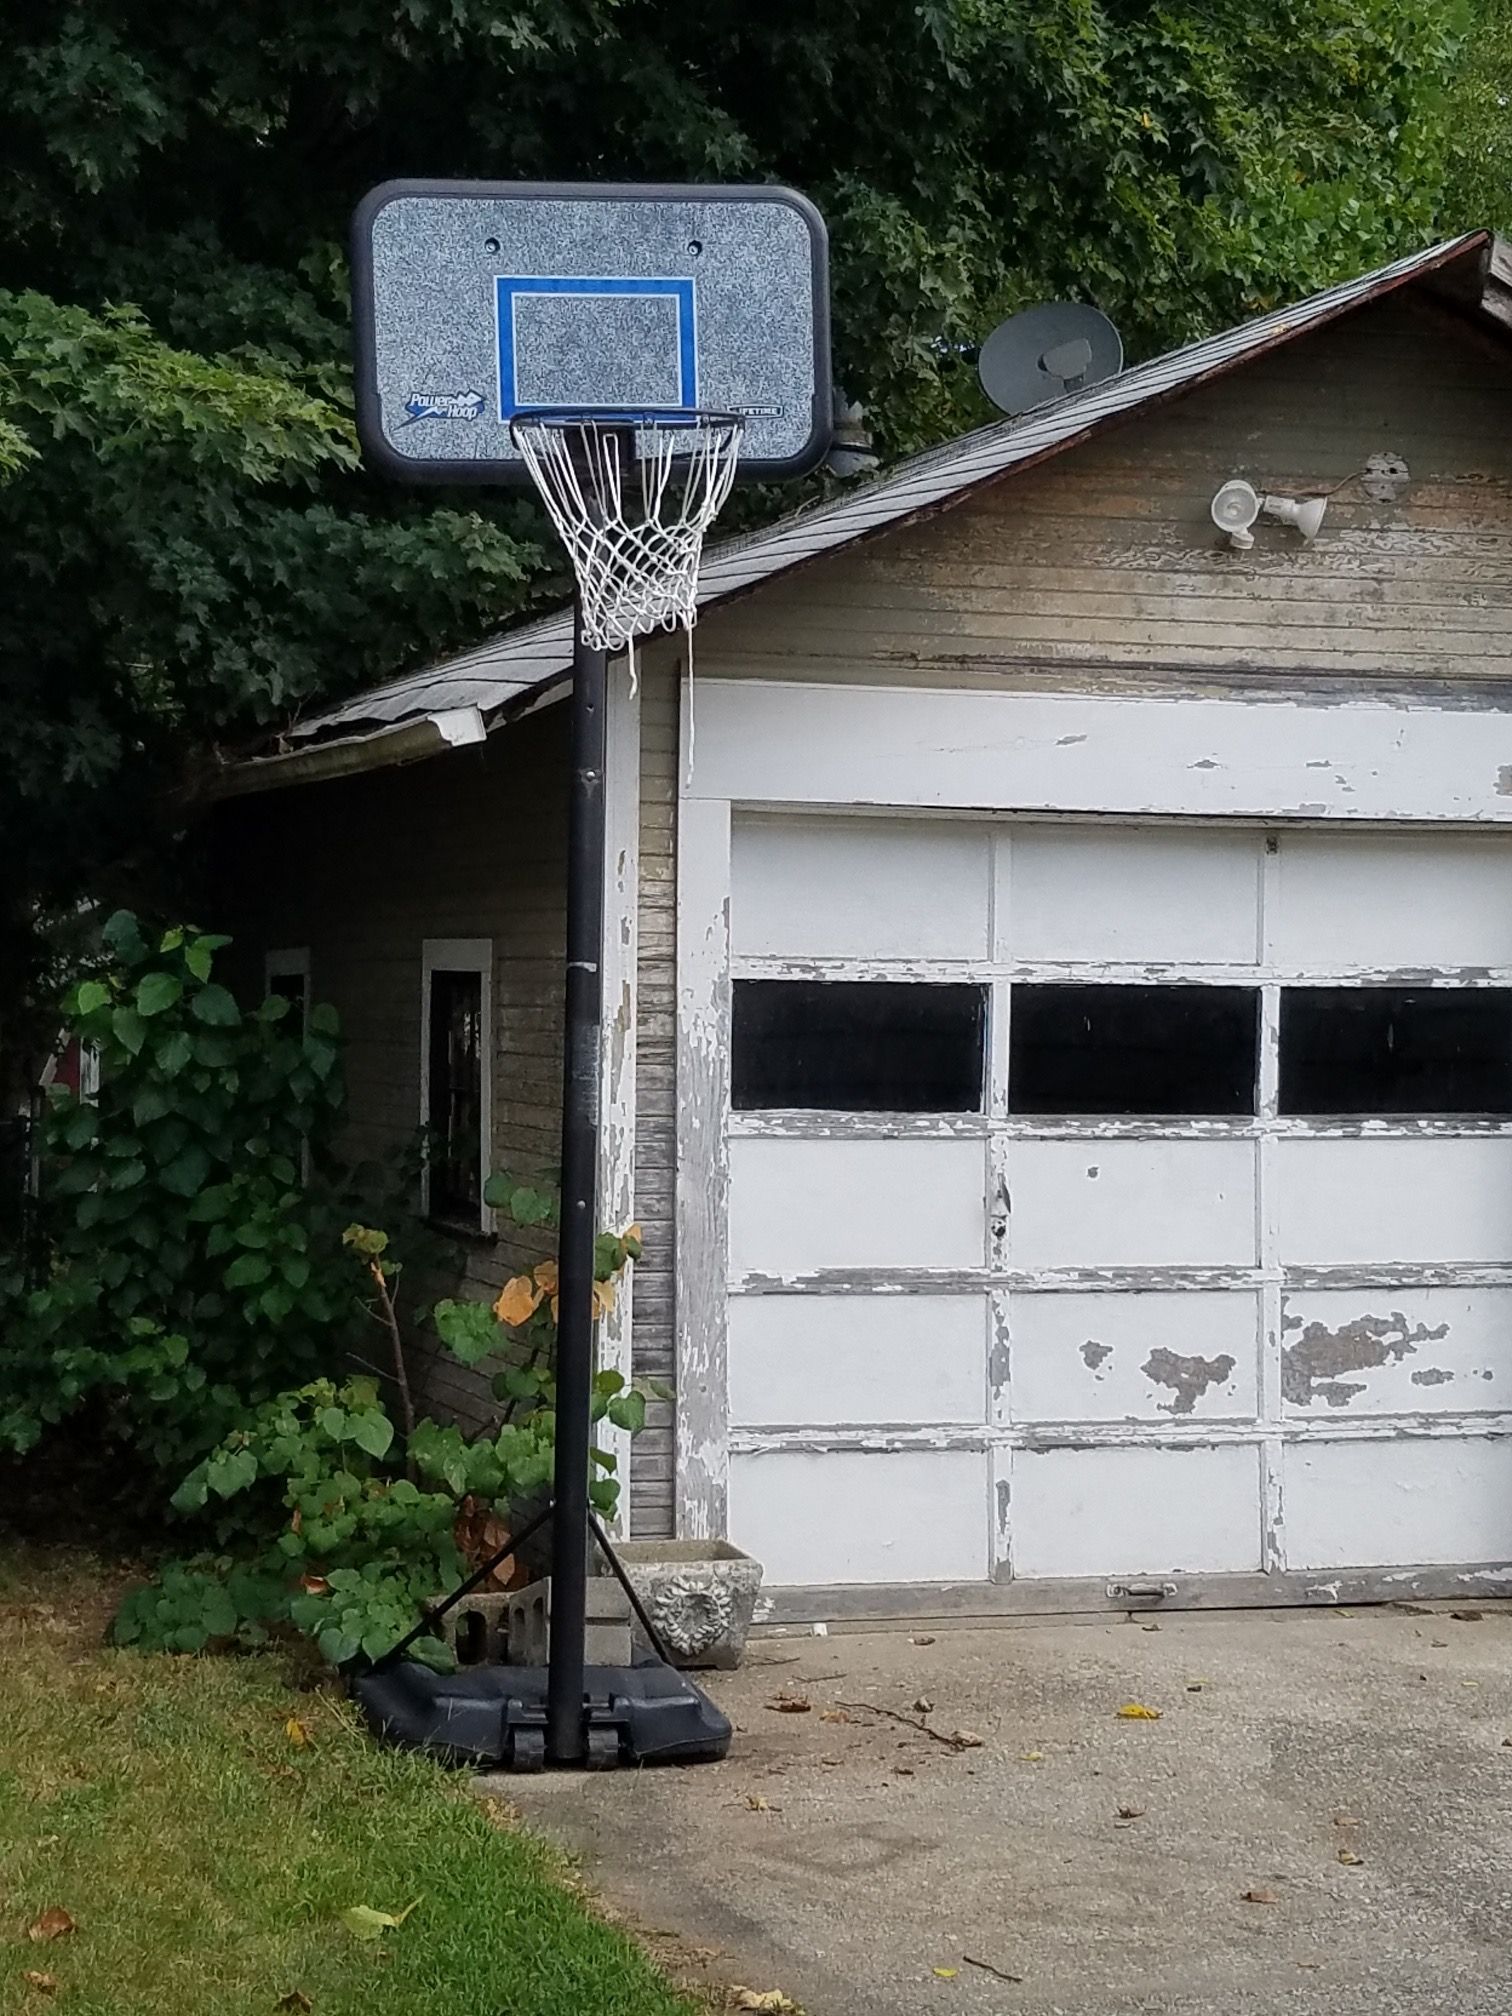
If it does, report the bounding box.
[630,657,681,1534]
[210,709,569,1429]
[695,299,1512,686]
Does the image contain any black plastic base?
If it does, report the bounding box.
[350,1657,733,1770]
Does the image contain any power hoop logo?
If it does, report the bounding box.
[401,389,486,425]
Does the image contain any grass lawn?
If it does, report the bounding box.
[0,1542,698,2016]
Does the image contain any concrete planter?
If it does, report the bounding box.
[614,1539,764,1670]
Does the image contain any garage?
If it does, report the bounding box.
[720,811,1512,1599]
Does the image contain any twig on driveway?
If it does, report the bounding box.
[962,1954,1024,1984]
[834,1701,983,1749]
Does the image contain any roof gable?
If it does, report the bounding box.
[218,231,1508,796]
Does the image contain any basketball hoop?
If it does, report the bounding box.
[509,410,744,654]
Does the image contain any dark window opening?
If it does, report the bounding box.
[1009,984,1259,1116]
[732,980,986,1112]
[269,970,307,1023]
[427,969,484,1220]
[1279,988,1512,1116]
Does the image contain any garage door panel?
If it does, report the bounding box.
[1010,1444,1262,1578]
[1273,833,1512,971]
[1282,1287,1512,1416]
[731,816,991,960]
[729,1137,986,1275]
[730,1449,988,1584]
[729,1294,988,1427]
[1276,1138,1512,1266]
[1008,826,1261,966]
[1283,1439,1512,1570]
[1010,1140,1257,1270]
[1012,1291,1259,1422]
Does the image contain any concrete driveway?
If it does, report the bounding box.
[496,1604,1512,2015]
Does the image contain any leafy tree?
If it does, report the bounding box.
[0,1,1471,1065]
[1443,1,1512,230]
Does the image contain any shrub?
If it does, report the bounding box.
[0,911,362,1473]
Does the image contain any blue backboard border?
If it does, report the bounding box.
[497,275,698,420]
[352,179,831,488]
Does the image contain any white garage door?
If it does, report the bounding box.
[723,815,1512,1601]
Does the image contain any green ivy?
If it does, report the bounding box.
[114,1185,654,1672]
[0,911,362,1472]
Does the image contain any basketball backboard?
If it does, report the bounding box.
[352,180,831,485]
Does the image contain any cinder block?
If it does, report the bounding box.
[505,1577,632,1667]
[436,1592,511,1667]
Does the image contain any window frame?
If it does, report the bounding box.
[419,938,494,1234]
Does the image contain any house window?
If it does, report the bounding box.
[1009,984,1260,1116]
[1279,987,1512,1116]
[265,948,311,1032]
[731,980,987,1112]
[421,940,492,1229]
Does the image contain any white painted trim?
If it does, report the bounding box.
[730,1414,1512,1456]
[685,678,1512,824]
[419,937,494,1233]
[674,794,733,1538]
[596,672,641,1531]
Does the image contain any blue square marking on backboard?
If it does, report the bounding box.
[496,275,698,420]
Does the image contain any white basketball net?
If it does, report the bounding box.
[511,413,744,654]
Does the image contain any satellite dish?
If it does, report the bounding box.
[978,303,1124,416]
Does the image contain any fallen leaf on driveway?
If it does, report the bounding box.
[1452,1609,1484,1622]
[1117,1703,1162,1721]
[731,1989,800,2012]
[1240,1888,1280,1906]
[1116,1804,1147,1820]
[765,1696,812,1714]
[912,1695,934,1714]
[1019,1750,1044,1763]
[932,1966,959,1978]
[818,1709,851,1724]
[340,1900,419,1940]
[27,1909,74,1943]
[745,1794,772,1810]
[948,1729,984,1749]
[21,1974,57,1995]
[910,1635,936,1646]
[1336,1848,1364,1867]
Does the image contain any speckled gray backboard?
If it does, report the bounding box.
[352,180,831,485]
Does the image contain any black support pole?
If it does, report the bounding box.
[545,600,607,1765]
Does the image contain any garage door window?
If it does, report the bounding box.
[1009,984,1260,1116]
[732,980,987,1111]
[1279,987,1512,1116]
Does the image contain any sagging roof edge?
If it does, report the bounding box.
[205,229,1503,804]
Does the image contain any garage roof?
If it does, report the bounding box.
[216,229,1508,798]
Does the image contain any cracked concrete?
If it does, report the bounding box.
[493,1604,1512,2016]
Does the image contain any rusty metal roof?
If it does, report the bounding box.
[221,229,1503,793]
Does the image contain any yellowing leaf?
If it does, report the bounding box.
[340,1900,419,1940]
[592,1276,617,1318]
[933,1965,959,1978]
[1117,1702,1162,1721]
[493,1276,542,1327]
[731,1991,800,2013]
[21,1971,58,1993]
[533,1259,559,1295]
[285,1716,313,1748]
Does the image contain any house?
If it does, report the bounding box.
[205,229,1512,1623]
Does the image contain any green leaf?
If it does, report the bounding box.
[185,937,219,982]
[206,1447,257,1497]
[76,980,110,1015]
[433,1298,498,1367]
[160,1143,212,1197]
[317,1406,349,1441]
[102,912,146,962]
[308,1003,340,1037]
[339,1900,419,1939]
[191,984,241,1028]
[224,1251,271,1289]
[349,1410,394,1460]
[155,1030,193,1076]
[187,1183,234,1223]
[137,971,183,1017]
[112,1005,146,1056]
